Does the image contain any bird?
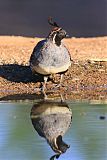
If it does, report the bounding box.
[30,100,72,158]
[30,17,72,91]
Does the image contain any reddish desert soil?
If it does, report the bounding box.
[0,36,107,101]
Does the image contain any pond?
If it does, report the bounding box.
[0,100,107,160]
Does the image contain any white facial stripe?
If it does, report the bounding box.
[54,138,62,153]
[52,33,57,43]
[54,138,58,149]
[52,28,62,43]
[50,28,62,36]
[55,28,62,32]
[52,28,62,34]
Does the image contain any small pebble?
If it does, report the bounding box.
[99,116,106,120]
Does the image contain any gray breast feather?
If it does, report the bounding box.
[30,39,71,68]
[30,40,46,65]
[32,113,71,139]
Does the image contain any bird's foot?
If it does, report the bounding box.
[34,86,48,99]
[34,87,41,92]
[55,83,61,88]
[39,84,49,99]
[51,83,64,91]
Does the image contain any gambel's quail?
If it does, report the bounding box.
[30,101,72,158]
[30,17,72,91]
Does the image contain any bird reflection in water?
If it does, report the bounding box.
[30,100,72,160]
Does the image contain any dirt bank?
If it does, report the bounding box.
[0,36,107,101]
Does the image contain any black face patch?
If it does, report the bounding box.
[56,135,70,153]
[48,28,67,46]
[57,29,67,39]
[54,29,67,46]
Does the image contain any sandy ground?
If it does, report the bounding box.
[0,36,107,101]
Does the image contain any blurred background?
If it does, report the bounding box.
[0,0,107,37]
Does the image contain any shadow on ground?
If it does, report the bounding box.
[0,93,44,101]
[0,92,63,101]
[0,64,43,83]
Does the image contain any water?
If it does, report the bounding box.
[0,101,107,160]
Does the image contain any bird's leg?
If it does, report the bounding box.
[41,76,48,99]
[53,74,63,89]
[41,76,48,91]
[57,74,63,87]
[60,74,63,85]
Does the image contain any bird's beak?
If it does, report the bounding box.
[66,34,69,38]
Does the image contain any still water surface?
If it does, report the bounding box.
[0,101,107,160]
